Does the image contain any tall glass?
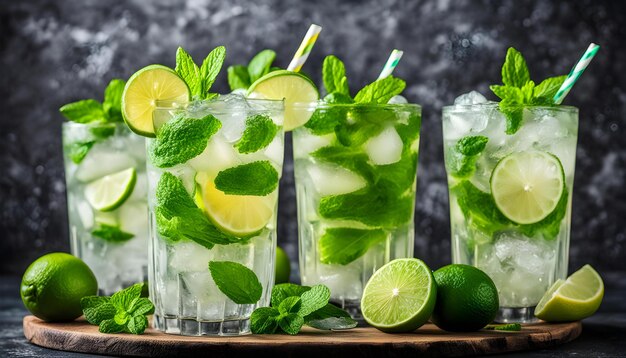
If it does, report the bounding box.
[293,103,421,316]
[62,122,149,295]
[148,98,284,336]
[442,104,578,323]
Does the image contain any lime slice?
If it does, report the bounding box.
[84,168,136,212]
[490,151,565,224]
[535,265,604,322]
[247,70,319,131]
[122,64,190,137]
[361,258,437,333]
[196,172,277,236]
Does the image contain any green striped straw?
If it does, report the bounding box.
[553,43,600,104]
[377,49,404,80]
[287,24,322,72]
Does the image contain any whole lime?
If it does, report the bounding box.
[431,264,499,332]
[275,246,291,283]
[21,252,98,322]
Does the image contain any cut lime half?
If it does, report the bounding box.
[122,64,190,137]
[361,258,437,333]
[84,168,136,212]
[535,265,604,322]
[247,70,319,131]
[490,151,565,224]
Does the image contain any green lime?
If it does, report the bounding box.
[21,253,98,322]
[122,64,190,137]
[275,246,291,284]
[247,70,319,131]
[84,167,136,212]
[361,258,437,333]
[431,264,499,332]
[535,265,604,322]
[490,151,565,224]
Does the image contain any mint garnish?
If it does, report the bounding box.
[485,323,522,331]
[60,99,107,124]
[250,283,356,335]
[102,79,125,122]
[319,228,387,265]
[81,283,154,335]
[447,136,489,179]
[175,46,225,99]
[91,224,134,243]
[214,161,278,196]
[208,261,263,304]
[227,49,277,91]
[234,114,279,154]
[149,113,221,168]
[354,76,406,104]
[490,47,566,134]
[322,55,350,97]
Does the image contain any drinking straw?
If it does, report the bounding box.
[553,43,600,104]
[287,24,322,72]
[377,49,404,80]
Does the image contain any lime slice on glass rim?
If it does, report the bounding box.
[535,265,604,322]
[247,70,319,131]
[490,151,565,224]
[195,172,277,237]
[121,64,190,137]
[84,167,136,212]
[361,258,437,333]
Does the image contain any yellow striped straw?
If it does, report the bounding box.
[377,49,404,80]
[553,43,600,104]
[287,24,322,72]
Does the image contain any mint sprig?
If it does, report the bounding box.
[227,49,277,91]
[354,76,406,104]
[91,223,134,243]
[60,79,126,124]
[80,283,154,335]
[322,55,350,97]
[490,47,566,134]
[175,46,226,99]
[209,261,263,304]
[251,283,356,335]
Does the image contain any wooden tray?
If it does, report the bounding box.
[23,315,581,357]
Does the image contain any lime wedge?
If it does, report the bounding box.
[122,64,190,137]
[247,70,319,131]
[84,168,136,212]
[490,151,565,224]
[196,172,277,236]
[535,265,604,322]
[361,258,437,333]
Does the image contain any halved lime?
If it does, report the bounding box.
[490,151,565,224]
[247,70,319,131]
[121,64,190,137]
[361,258,437,333]
[535,265,604,322]
[196,172,277,236]
[84,168,136,212]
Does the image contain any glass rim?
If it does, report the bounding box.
[61,121,127,129]
[290,101,421,110]
[442,102,578,113]
[153,98,285,111]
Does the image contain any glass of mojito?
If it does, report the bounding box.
[442,48,578,323]
[61,80,149,296]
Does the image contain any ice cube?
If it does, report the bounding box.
[263,136,284,167]
[231,89,247,96]
[214,242,254,266]
[169,242,216,272]
[129,173,148,201]
[76,200,94,229]
[307,163,367,196]
[388,95,408,104]
[316,264,362,301]
[454,91,488,105]
[188,135,241,174]
[75,147,137,183]
[365,126,403,165]
[217,112,247,143]
[118,202,148,236]
[293,132,333,159]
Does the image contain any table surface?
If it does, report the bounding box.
[2,273,625,357]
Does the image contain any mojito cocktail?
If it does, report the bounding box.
[442,48,578,323]
[294,102,421,314]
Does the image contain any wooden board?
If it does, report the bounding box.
[23,315,581,357]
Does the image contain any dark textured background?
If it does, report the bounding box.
[1,0,625,280]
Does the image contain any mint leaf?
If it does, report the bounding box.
[89,123,116,139]
[60,99,106,123]
[490,85,522,102]
[278,314,304,335]
[91,224,134,243]
[447,136,488,179]
[209,261,263,304]
[250,307,279,334]
[453,181,512,236]
[234,114,279,154]
[323,92,353,104]
[377,151,418,194]
[81,296,116,325]
[354,76,405,104]
[278,296,302,315]
[502,47,530,88]
[99,319,126,334]
[102,79,125,122]
[66,140,95,164]
[110,283,143,312]
[248,49,276,83]
[214,161,278,196]
[175,47,202,97]
[500,101,524,134]
[126,315,148,334]
[199,46,226,98]
[311,145,376,182]
[271,283,311,307]
[298,285,330,317]
[304,302,351,321]
[319,228,387,265]
[149,113,221,168]
[322,55,350,96]
[307,317,358,330]
[304,107,346,135]
[227,65,251,91]
[533,75,567,103]
[485,323,522,331]
[129,297,155,316]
